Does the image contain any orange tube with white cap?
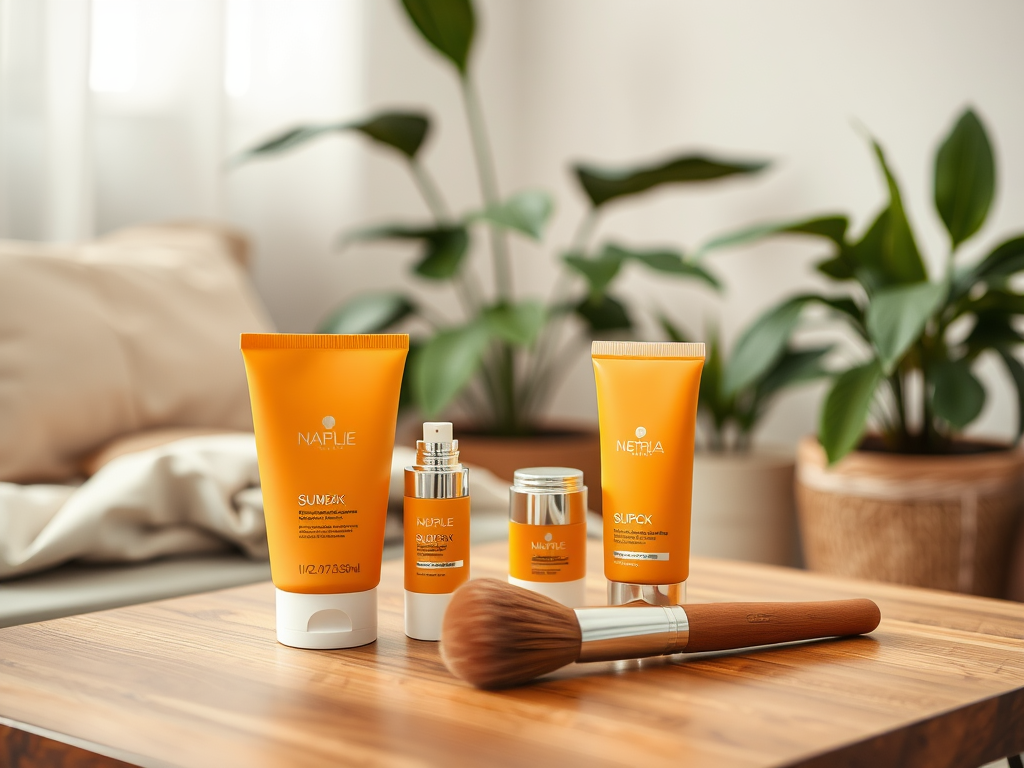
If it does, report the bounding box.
[241,333,408,649]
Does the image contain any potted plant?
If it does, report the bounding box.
[703,107,1024,595]
[233,0,768,505]
[660,318,831,566]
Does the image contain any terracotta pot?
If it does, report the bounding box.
[454,425,603,513]
[796,436,1024,597]
[691,448,798,567]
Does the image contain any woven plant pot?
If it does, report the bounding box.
[796,436,1024,597]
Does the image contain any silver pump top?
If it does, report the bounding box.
[404,421,469,499]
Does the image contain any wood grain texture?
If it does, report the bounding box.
[0,540,1023,768]
[682,599,880,653]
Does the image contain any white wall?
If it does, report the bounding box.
[332,0,1024,445]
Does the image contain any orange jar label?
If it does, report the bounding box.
[509,521,586,582]
[404,495,470,594]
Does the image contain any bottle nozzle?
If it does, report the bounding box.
[423,421,453,443]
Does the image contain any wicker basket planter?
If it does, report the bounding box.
[796,436,1024,597]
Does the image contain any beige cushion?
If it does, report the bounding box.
[0,223,273,482]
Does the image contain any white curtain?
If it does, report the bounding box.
[0,0,366,329]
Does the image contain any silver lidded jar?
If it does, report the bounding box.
[508,467,588,607]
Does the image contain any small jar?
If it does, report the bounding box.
[508,467,588,607]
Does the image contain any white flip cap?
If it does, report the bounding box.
[508,575,588,608]
[422,421,453,442]
[404,590,453,641]
[275,587,377,649]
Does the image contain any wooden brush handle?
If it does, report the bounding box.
[682,599,880,653]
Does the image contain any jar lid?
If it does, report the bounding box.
[509,467,587,525]
[512,466,584,493]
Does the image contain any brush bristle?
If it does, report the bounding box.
[440,579,582,689]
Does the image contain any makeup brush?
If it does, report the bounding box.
[440,579,880,689]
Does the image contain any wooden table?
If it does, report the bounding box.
[2,540,1024,768]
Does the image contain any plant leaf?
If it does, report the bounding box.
[697,215,848,256]
[574,295,632,332]
[723,298,806,396]
[996,348,1024,443]
[603,243,721,290]
[233,112,430,164]
[563,252,622,300]
[929,358,985,430]
[865,281,945,374]
[867,140,928,284]
[413,323,490,417]
[960,289,1024,318]
[755,345,832,402]
[965,311,1024,354]
[469,190,553,240]
[819,359,883,464]
[967,235,1024,284]
[316,292,415,334]
[483,301,546,346]
[341,224,469,279]
[934,108,995,250]
[400,0,474,74]
[573,153,768,208]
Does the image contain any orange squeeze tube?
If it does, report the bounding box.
[241,333,408,649]
[592,340,704,607]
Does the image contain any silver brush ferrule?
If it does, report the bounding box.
[404,423,469,500]
[574,605,689,662]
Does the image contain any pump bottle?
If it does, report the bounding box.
[403,422,471,640]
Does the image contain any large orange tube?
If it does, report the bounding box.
[241,333,408,649]
[592,340,704,606]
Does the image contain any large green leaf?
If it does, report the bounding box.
[400,0,474,74]
[483,301,546,346]
[965,311,1024,354]
[573,153,768,208]
[697,215,848,256]
[413,323,490,417]
[574,295,632,332]
[469,190,553,240]
[934,109,995,250]
[868,140,928,284]
[602,244,721,290]
[233,112,429,164]
[819,360,883,464]
[865,281,945,374]
[969,235,1024,283]
[755,346,832,402]
[341,224,469,279]
[563,252,622,300]
[723,299,806,396]
[997,348,1024,443]
[959,289,1024,318]
[659,315,691,344]
[317,292,415,334]
[929,358,985,431]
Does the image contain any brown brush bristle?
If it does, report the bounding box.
[439,579,582,689]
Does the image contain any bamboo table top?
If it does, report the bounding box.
[2,539,1024,768]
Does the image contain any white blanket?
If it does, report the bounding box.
[0,434,510,580]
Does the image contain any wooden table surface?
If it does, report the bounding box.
[2,539,1024,768]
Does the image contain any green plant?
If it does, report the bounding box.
[660,316,831,452]
[701,107,1024,463]
[234,0,767,435]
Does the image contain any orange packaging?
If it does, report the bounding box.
[241,333,408,649]
[403,496,470,594]
[508,522,587,582]
[592,340,704,606]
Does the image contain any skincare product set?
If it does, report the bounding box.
[241,334,880,687]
